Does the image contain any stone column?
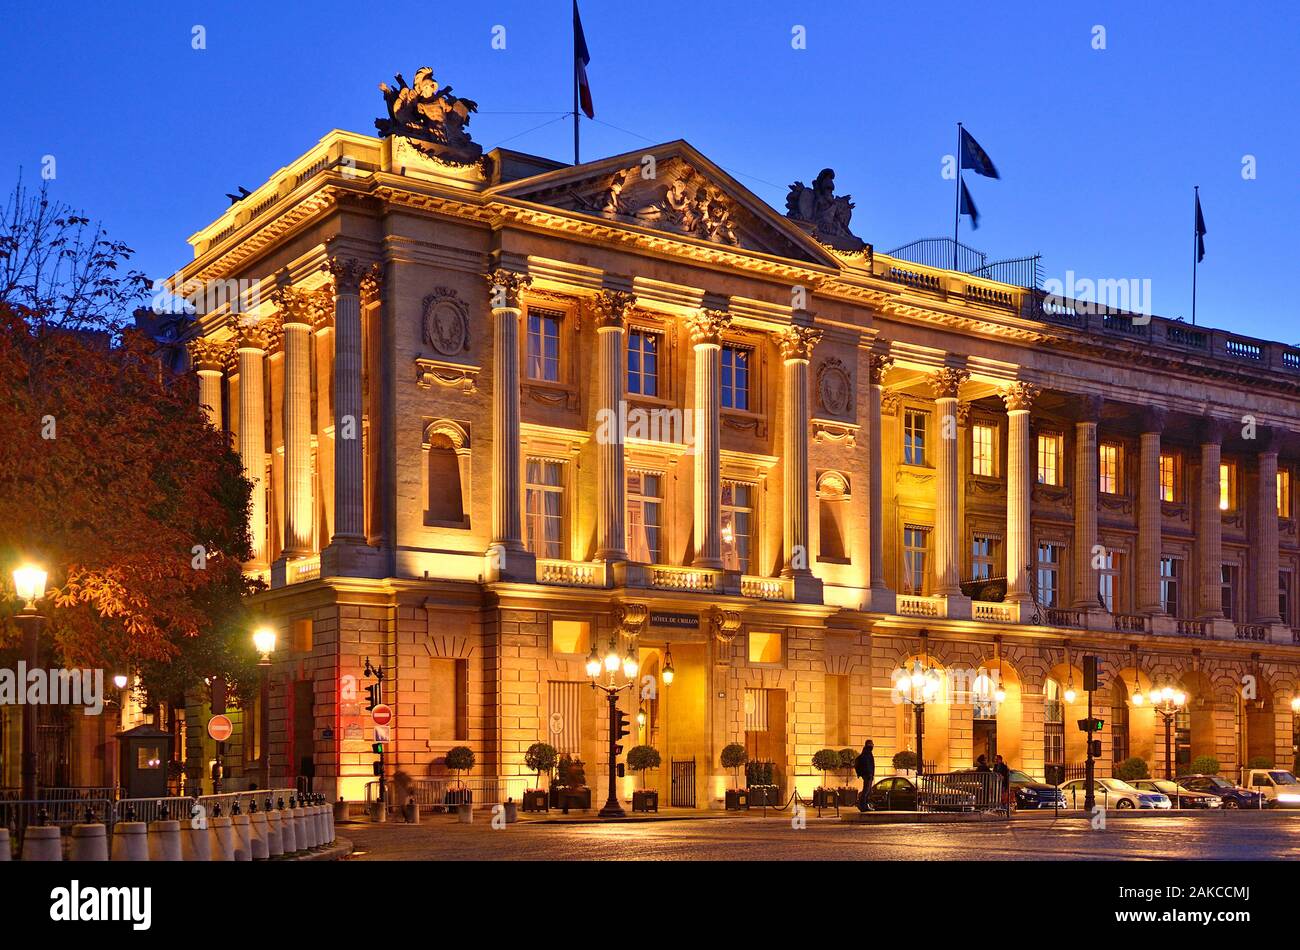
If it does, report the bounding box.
[485,269,534,581]
[867,352,894,608]
[1137,410,1166,614]
[1255,430,1282,623]
[1001,382,1040,604]
[187,338,230,431]
[594,290,634,562]
[779,322,822,598]
[688,309,731,570]
[235,325,272,568]
[1072,396,1103,609]
[275,288,326,559]
[1197,418,1225,620]
[929,368,969,596]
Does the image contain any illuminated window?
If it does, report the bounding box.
[1160,557,1181,616]
[1219,462,1236,511]
[720,345,750,410]
[972,423,996,477]
[748,631,782,665]
[551,620,590,656]
[1037,433,1063,486]
[627,329,659,397]
[1279,469,1292,518]
[1036,543,1062,608]
[525,459,565,558]
[291,618,312,652]
[1099,443,1122,495]
[721,481,754,573]
[971,535,998,580]
[526,309,562,382]
[903,527,930,594]
[626,471,663,564]
[904,410,927,465]
[1159,452,1182,503]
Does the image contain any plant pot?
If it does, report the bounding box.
[552,786,591,812]
[837,787,860,807]
[444,788,472,809]
[632,790,659,813]
[522,789,549,812]
[725,789,749,810]
[812,787,839,808]
[748,784,780,807]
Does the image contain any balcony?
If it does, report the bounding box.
[536,558,604,588]
[647,565,720,593]
[1234,623,1267,642]
[897,594,943,618]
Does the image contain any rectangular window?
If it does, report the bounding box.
[1220,462,1236,511]
[972,423,996,477]
[1160,557,1181,617]
[1280,571,1293,626]
[903,527,930,595]
[1036,543,1062,608]
[1098,549,1119,612]
[1037,433,1063,486]
[1099,443,1121,495]
[904,410,928,466]
[1221,564,1238,620]
[1279,469,1292,518]
[626,471,663,564]
[748,631,782,665]
[524,459,565,559]
[550,620,590,656]
[971,535,998,580]
[627,329,659,397]
[1159,452,1183,503]
[526,309,562,382]
[720,345,750,410]
[721,481,754,573]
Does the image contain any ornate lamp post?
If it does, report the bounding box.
[898,652,940,780]
[1152,685,1187,780]
[13,564,47,800]
[253,627,277,790]
[585,635,639,818]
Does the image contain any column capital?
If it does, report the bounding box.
[686,308,732,347]
[1135,406,1167,434]
[1000,380,1041,413]
[484,268,531,309]
[868,352,894,385]
[1198,415,1228,445]
[232,317,279,353]
[1069,393,1105,425]
[778,324,822,362]
[592,289,635,330]
[928,367,969,400]
[273,286,333,329]
[187,337,233,372]
[323,257,380,297]
[1255,426,1283,455]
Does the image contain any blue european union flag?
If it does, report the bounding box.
[959,177,980,229]
[959,127,1000,179]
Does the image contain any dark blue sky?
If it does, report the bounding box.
[3,1,1296,340]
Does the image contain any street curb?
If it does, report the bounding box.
[280,837,353,861]
[840,811,1007,824]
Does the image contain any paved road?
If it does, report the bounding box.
[344,811,1300,861]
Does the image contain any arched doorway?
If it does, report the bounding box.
[1112,667,1155,771]
[1111,678,1131,766]
[1244,677,1275,770]
[969,659,1024,769]
[1047,662,1088,770]
[1178,671,1218,772]
[1042,678,1066,778]
[892,656,950,772]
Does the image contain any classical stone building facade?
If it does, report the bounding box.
[173,80,1300,804]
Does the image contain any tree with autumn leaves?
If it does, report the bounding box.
[0,175,260,709]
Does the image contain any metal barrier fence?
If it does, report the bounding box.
[114,789,298,825]
[366,777,533,810]
[916,771,1008,814]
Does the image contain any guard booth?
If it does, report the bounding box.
[116,724,173,799]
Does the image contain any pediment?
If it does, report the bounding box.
[491,141,842,267]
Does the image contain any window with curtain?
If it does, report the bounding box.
[524,459,565,558]
[627,329,660,397]
[1160,452,1182,502]
[971,535,998,580]
[526,309,562,382]
[721,481,754,573]
[626,471,663,564]
[1099,443,1121,495]
[1160,556,1181,616]
[903,526,930,594]
[1036,542,1062,607]
[720,345,750,410]
[971,423,996,477]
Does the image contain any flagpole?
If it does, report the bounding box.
[953,122,962,270]
[1192,185,1199,326]
[573,36,580,165]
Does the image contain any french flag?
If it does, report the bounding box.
[574,0,594,118]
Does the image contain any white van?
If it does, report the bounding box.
[1244,769,1300,807]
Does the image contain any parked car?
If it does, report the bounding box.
[952,767,1065,808]
[1243,769,1300,807]
[1060,777,1171,809]
[866,776,976,812]
[1175,774,1264,808]
[1130,779,1221,808]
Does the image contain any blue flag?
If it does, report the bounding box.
[959,177,980,229]
[574,1,594,119]
[1195,191,1207,263]
[959,127,1000,179]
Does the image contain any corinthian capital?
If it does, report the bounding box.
[323,257,375,296]
[186,337,233,372]
[868,353,894,385]
[484,269,532,310]
[592,290,636,330]
[686,308,732,347]
[928,367,969,400]
[1000,381,1041,413]
[273,286,334,329]
[232,316,280,353]
[778,324,822,362]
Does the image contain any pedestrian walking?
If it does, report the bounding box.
[854,739,875,811]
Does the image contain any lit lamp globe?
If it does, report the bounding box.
[253,627,277,665]
[622,651,639,679]
[1063,686,1077,704]
[603,645,620,674]
[1131,688,1145,706]
[662,659,674,686]
[994,684,1007,704]
[1292,696,1300,714]
[13,564,47,607]
[585,644,602,679]
[113,674,129,691]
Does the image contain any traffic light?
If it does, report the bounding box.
[613,709,630,756]
[616,763,626,778]
[372,742,384,775]
[1077,717,1105,732]
[1088,740,1103,757]
[365,683,381,712]
[1083,655,1100,692]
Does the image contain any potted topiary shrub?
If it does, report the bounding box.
[811,749,842,807]
[627,745,661,812]
[892,750,918,776]
[746,759,779,806]
[550,753,592,811]
[1183,754,1222,777]
[443,746,475,808]
[837,748,860,806]
[1114,756,1150,782]
[721,743,748,810]
[523,742,557,812]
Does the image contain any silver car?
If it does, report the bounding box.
[1061,777,1172,809]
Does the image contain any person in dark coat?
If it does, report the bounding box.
[975,754,992,772]
[854,740,875,811]
[993,754,1012,810]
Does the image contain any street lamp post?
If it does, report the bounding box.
[585,637,639,818]
[899,656,939,782]
[253,627,277,791]
[13,564,48,801]
[112,674,129,796]
[1152,686,1187,781]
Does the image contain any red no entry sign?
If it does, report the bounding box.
[371,703,393,726]
[207,714,233,742]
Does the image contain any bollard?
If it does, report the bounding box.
[0,827,9,861]
[21,825,62,862]
[248,810,268,860]
[147,820,181,862]
[266,808,285,858]
[209,816,234,861]
[403,796,420,824]
[292,802,311,851]
[231,813,251,861]
[309,802,325,848]
[110,822,149,862]
[504,800,518,824]
[326,798,336,843]
[71,823,110,862]
[180,820,212,862]
[334,796,349,829]
[458,801,473,824]
[281,804,299,854]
